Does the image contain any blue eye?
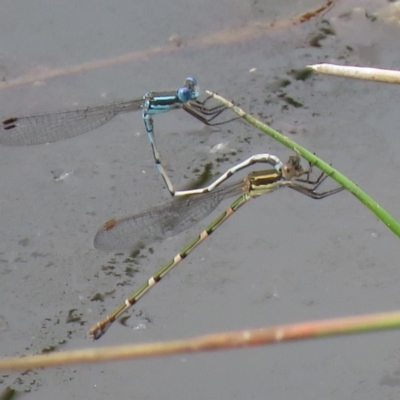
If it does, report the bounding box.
[185,76,198,87]
[177,87,192,102]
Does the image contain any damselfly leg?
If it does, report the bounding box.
[289,174,344,199]
[183,94,240,126]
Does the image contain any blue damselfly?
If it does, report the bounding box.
[0,77,232,196]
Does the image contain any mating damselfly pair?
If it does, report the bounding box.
[0,77,344,339]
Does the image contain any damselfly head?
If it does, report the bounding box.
[287,153,301,168]
[282,154,305,179]
[185,77,200,100]
[185,76,198,90]
[179,78,200,101]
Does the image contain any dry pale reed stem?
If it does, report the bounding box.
[307,64,400,84]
